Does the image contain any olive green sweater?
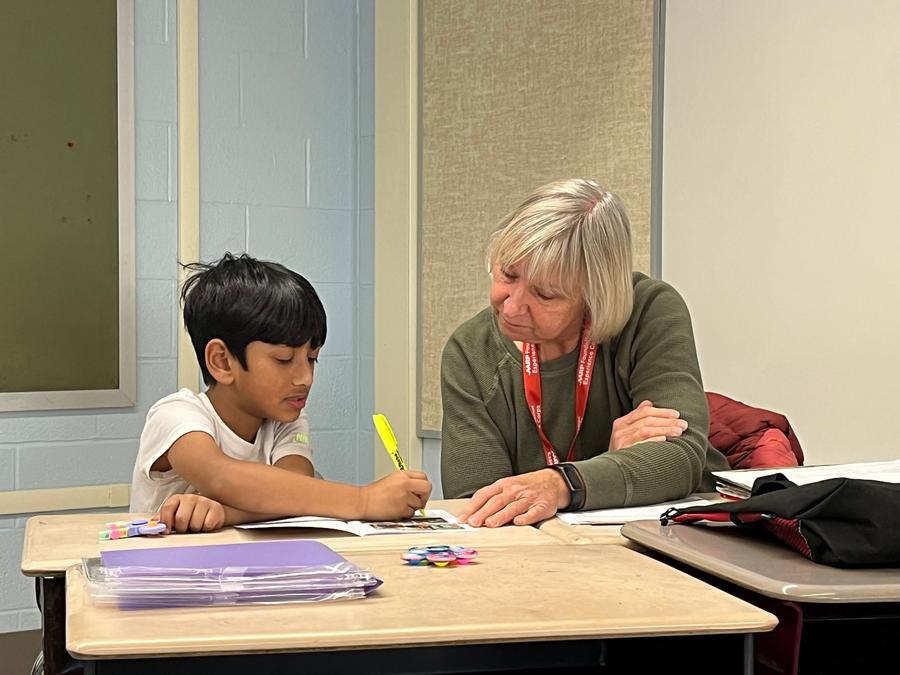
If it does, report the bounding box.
[440,273,729,510]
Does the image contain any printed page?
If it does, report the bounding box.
[349,509,475,535]
[235,509,473,535]
[235,515,362,535]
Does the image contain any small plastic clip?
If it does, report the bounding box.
[660,507,678,525]
[99,518,166,542]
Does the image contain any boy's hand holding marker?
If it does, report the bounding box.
[373,414,429,517]
[359,470,432,520]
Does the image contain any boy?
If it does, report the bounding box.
[130,253,431,532]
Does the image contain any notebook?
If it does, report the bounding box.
[712,459,900,499]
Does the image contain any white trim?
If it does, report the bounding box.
[373,0,422,475]
[177,0,201,392]
[650,0,665,278]
[117,0,137,408]
[0,484,130,517]
[0,0,137,413]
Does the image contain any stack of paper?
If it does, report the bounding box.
[85,540,382,610]
[712,459,900,499]
[557,496,714,525]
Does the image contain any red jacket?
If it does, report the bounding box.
[706,392,804,470]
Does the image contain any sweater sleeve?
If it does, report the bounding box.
[440,330,514,498]
[571,282,711,509]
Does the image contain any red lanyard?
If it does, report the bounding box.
[522,325,597,465]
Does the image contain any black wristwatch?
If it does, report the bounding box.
[549,463,586,512]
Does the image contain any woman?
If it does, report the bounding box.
[440,178,728,527]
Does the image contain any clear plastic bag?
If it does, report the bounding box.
[83,557,381,609]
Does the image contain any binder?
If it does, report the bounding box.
[712,459,900,499]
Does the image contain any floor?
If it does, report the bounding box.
[0,629,40,675]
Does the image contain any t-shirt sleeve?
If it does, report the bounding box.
[270,410,314,466]
[136,395,217,480]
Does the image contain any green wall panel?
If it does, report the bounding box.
[0,0,119,392]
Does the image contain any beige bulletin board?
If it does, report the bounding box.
[420,0,657,433]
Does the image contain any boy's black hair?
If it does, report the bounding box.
[181,253,327,385]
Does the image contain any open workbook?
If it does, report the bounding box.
[235,508,474,536]
[712,458,900,499]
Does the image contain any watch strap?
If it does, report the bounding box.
[550,463,586,512]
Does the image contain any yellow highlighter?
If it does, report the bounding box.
[372,413,426,516]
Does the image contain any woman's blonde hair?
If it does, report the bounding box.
[487,178,634,344]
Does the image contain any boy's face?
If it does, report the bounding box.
[232,341,320,423]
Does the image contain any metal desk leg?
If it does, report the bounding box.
[37,576,82,675]
[743,634,754,675]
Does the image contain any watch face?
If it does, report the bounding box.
[563,464,583,490]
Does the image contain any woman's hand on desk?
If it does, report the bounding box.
[158,494,226,533]
[608,400,688,451]
[457,469,569,527]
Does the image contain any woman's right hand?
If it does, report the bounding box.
[360,471,432,520]
[608,400,688,451]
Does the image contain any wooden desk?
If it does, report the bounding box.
[537,493,723,548]
[537,519,634,546]
[22,499,549,675]
[622,520,900,674]
[22,500,778,675]
[21,500,550,576]
[622,520,900,603]
[65,543,776,674]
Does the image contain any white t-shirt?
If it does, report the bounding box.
[130,388,314,512]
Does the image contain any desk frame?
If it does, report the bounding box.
[36,575,76,675]
[74,635,756,675]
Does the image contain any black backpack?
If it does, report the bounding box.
[661,474,900,567]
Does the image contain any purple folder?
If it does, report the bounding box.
[98,540,382,609]
[101,539,349,571]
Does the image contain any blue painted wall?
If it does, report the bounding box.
[0,0,373,634]
[197,0,374,487]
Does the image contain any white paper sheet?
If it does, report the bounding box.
[556,497,715,525]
